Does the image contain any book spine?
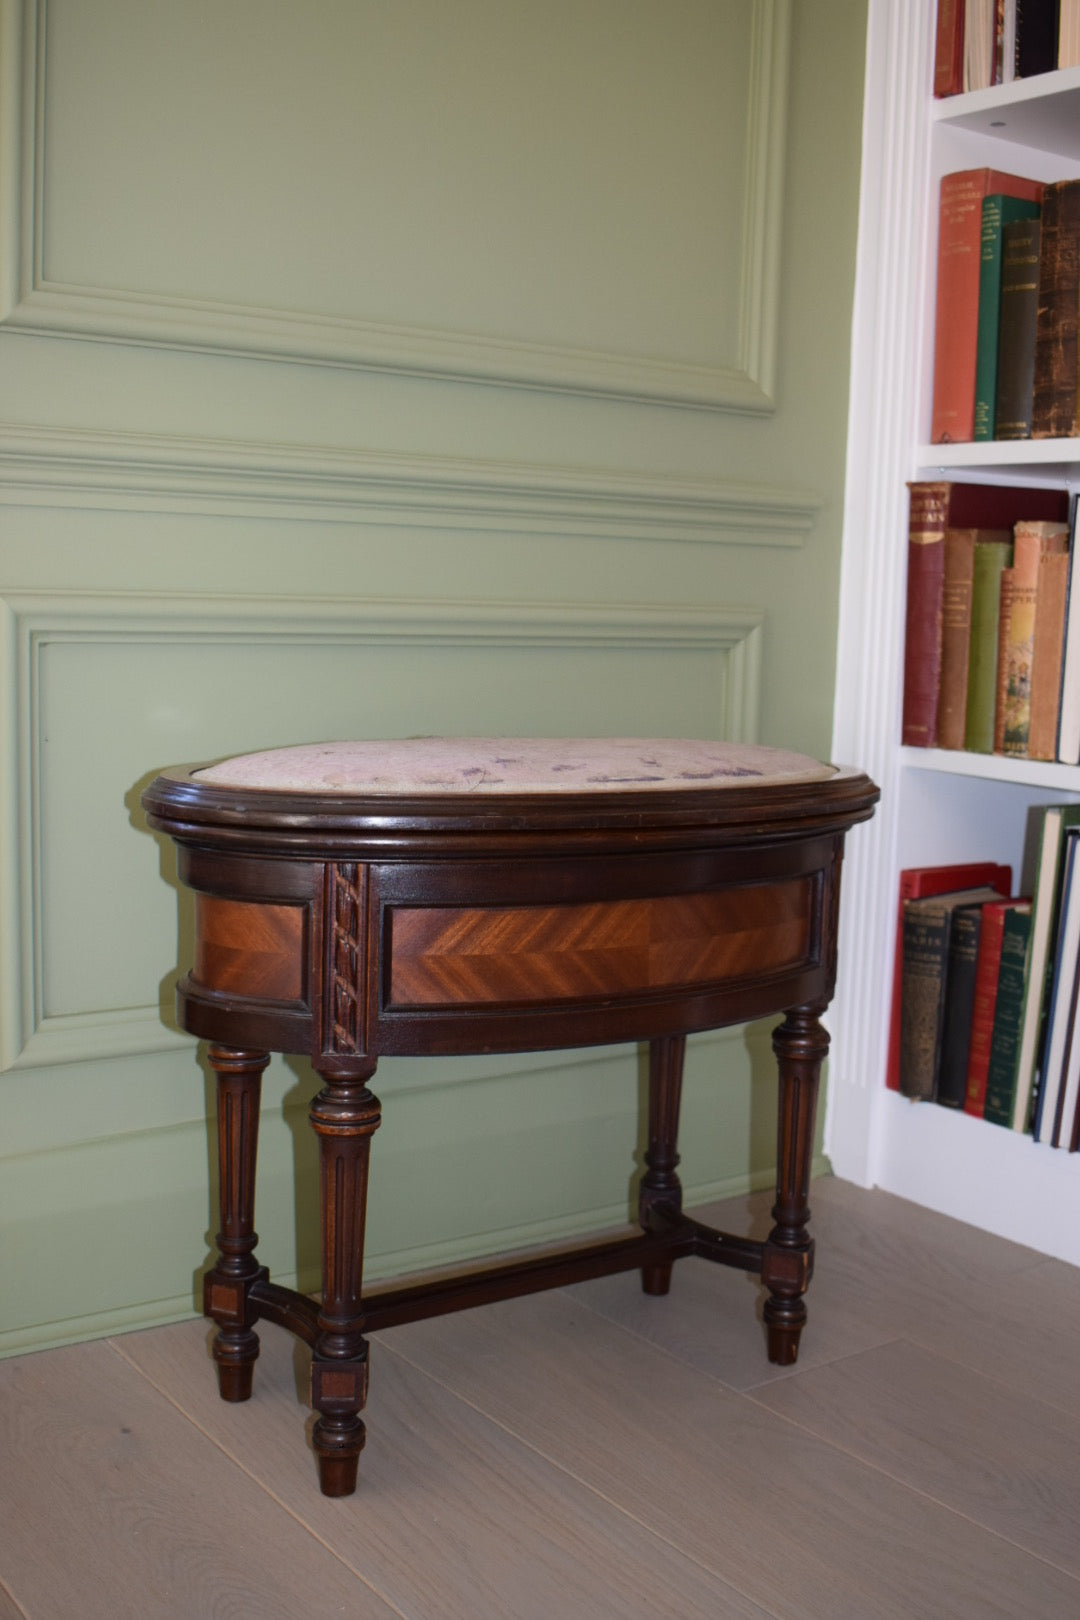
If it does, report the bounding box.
[1027,549,1070,758]
[994,215,1042,439]
[975,197,1039,439]
[964,901,1010,1114]
[903,484,948,746]
[984,907,1034,1124]
[993,566,1017,753]
[936,0,966,93]
[1016,0,1061,75]
[938,904,984,1106]
[964,537,1014,751]
[1060,0,1080,65]
[937,529,978,748]
[900,903,953,1101]
[1032,181,1080,438]
[1056,502,1080,762]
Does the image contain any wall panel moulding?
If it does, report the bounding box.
[0,1,791,411]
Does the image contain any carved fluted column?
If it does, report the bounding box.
[203,1045,271,1402]
[308,1062,381,1497]
[763,1003,829,1365]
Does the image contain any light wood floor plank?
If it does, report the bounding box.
[751,1336,1080,1577]
[386,1288,1080,1620]
[119,1316,774,1620]
[0,1340,401,1620]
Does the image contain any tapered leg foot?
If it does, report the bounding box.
[213,1329,259,1401]
[641,1261,674,1296]
[314,1416,366,1497]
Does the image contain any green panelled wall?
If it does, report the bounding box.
[0,0,868,1353]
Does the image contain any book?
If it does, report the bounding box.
[965,0,997,86]
[964,896,1027,1114]
[931,169,1043,444]
[935,0,966,94]
[993,215,1042,439]
[902,482,1068,748]
[1016,0,1061,75]
[1010,803,1080,1131]
[964,533,1015,751]
[900,887,1004,1101]
[1027,546,1070,759]
[937,901,987,1106]
[993,563,1017,752]
[1032,180,1080,439]
[974,195,1041,440]
[885,860,1013,1093]
[1000,520,1069,755]
[1033,828,1080,1141]
[938,529,1008,749]
[983,903,1035,1124]
[1055,499,1080,762]
[1060,0,1080,65]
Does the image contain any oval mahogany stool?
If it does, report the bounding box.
[143,737,878,1496]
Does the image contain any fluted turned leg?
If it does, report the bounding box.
[309,1062,381,1497]
[203,1045,271,1402]
[638,1034,686,1296]
[763,1004,828,1365]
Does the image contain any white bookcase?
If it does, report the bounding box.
[828,2,1080,1265]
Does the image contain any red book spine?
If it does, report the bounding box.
[964,899,1011,1115]
[931,169,1043,444]
[935,0,965,95]
[903,484,947,746]
[885,862,1013,1093]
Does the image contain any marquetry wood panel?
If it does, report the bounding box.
[388,879,813,1009]
[193,897,305,1002]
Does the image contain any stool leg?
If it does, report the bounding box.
[763,1004,828,1365]
[309,1062,381,1497]
[204,1045,271,1402]
[638,1033,686,1296]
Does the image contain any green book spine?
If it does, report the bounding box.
[974,196,1041,442]
[964,537,1014,752]
[984,907,1034,1125]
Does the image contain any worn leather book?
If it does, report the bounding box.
[931,168,1043,444]
[938,529,979,748]
[1016,0,1062,75]
[964,897,1027,1116]
[983,904,1035,1125]
[1028,547,1071,758]
[1001,520,1069,754]
[903,481,1067,748]
[1055,505,1080,762]
[975,195,1041,440]
[1032,180,1080,438]
[935,0,966,94]
[964,533,1015,751]
[994,215,1042,438]
[886,861,1013,1093]
[900,887,1004,1101]
[937,902,988,1106]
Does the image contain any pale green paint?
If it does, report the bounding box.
[0,0,868,1352]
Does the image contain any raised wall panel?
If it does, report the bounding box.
[0,0,791,408]
[0,591,762,1071]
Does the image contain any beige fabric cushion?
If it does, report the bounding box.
[195,738,836,795]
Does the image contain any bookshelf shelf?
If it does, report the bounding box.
[931,65,1080,158]
[828,2,1080,1268]
[900,747,1080,791]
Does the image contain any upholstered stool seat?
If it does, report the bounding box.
[144,737,876,1496]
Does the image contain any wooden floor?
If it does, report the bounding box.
[3,1174,1080,1619]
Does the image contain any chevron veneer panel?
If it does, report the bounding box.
[389,882,813,1009]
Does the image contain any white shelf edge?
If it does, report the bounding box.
[872,1091,1080,1266]
[900,746,1080,790]
[915,439,1080,475]
[930,64,1080,123]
